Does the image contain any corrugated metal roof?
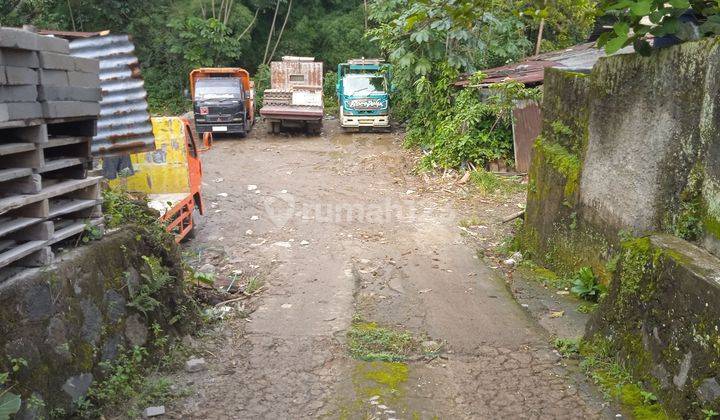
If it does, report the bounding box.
[456,42,634,87]
[69,34,155,156]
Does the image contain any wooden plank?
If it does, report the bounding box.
[0,239,46,268]
[0,147,43,169]
[7,221,53,241]
[0,119,44,130]
[48,198,99,218]
[42,136,89,149]
[0,168,32,183]
[38,157,85,173]
[15,246,53,267]
[0,177,99,215]
[0,143,35,156]
[48,218,103,245]
[0,217,41,237]
[0,174,41,195]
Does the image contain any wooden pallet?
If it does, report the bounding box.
[0,115,102,274]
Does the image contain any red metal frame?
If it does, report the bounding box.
[159,118,204,243]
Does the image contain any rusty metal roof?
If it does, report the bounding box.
[270,58,323,90]
[456,42,633,87]
[69,34,155,156]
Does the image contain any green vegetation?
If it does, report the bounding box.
[470,169,526,196]
[570,267,604,301]
[367,0,593,171]
[580,337,670,420]
[598,0,720,55]
[77,325,190,418]
[244,276,264,294]
[554,337,581,357]
[534,138,582,200]
[127,256,175,315]
[347,319,416,362]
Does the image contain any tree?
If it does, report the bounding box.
[597,0,720,54]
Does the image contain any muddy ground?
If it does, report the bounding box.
[167,120,614,419]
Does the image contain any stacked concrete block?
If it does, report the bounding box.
[0,27,103,277]
[0,27,100,123]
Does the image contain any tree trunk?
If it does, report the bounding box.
[267,0,292,65]
[534,18,545,55]
[237,8,260,39]
[262,0,282,65]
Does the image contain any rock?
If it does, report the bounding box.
[503,258,517,267]
[185,357,207,373]
[247,184,257,191]
[281,303,292,309]
[125,314,148,347]
[251,215,259,220]
[510,251,523,262]
[696,377,720,402]
[143,406,166,417]
[300,240,310,246]
[217,192,228,197]
[673,351,692,389]
[80,299,102,345]
[22,283,52,321]
[198,263,215,274]
[62,373,93,400]
[245,230,254,236]
[273,241,292,248]
[104,289,127,324]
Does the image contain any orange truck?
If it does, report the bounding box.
[111,117,204,242]
[189,68,255,137]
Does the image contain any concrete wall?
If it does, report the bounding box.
[0,228,194,417]
[522,37,720,417]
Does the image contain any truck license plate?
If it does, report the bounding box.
[212,126,228,132]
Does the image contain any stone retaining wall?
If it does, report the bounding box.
[0,227,194,417]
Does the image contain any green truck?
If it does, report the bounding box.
[336,59,391,131]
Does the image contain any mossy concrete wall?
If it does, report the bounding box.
[522,37,720,416]
[588,235,720,417]
[0,228,194,417]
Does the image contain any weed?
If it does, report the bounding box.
[554,338,580,358]
[81,224,104,244]
[127,256,174,315]
[576,302,598,314]
[703,408,720,419]
[570,267,604,301]
[244,276,264,294]
[470,169,525,196]
[579,337,669,419]
[194,271,215,286]
[347,320,416,362]
[459,216,483,228]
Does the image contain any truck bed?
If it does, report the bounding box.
[260,105,323,120]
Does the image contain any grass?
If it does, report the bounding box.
[347,319,417,362]
[579,338,670,420]
[470,169,525,196]
[554,337,580,358]
[244,276,264,294]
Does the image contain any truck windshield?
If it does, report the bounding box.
[343,75,386,96]
[195,78,242,100]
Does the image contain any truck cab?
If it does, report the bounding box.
[337,59,391,131]
[190,68,255,137]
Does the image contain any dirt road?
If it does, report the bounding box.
[172,121,611,419]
